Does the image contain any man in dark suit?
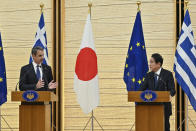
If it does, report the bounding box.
[139,53,176,131]
[19,46,57,91]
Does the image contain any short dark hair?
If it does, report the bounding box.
[31,46,44,56]
[151,53,163,66]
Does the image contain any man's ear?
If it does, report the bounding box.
[32,54,36,58]
[158,62,161,67]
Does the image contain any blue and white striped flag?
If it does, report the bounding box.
[29,12,49,65]
[174,10,196,111]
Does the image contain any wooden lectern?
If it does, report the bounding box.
[11,91,57,131]
[128,91,170,131]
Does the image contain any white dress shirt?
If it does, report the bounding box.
[155,67,162,80]
[32,62,43,80]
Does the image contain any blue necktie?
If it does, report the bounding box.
[154,74,158,88]
[36,65,41,80]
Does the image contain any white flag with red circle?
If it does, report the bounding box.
[74,14,99,114]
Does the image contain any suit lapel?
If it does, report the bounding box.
[149,72,155,90]
[42,64,46,79]
[30,63,38,81]
[41,64,49,88]
[157,68,164,90]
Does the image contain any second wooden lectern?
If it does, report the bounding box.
[128,91,170,131]
[11,91,57,131]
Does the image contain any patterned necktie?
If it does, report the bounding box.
[36,65,41,80]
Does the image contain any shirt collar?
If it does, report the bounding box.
[32,61,41,67]
[155,67,162,76]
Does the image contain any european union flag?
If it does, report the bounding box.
[0,33,7,105]
[123,11,149,91]
[29,12,49,65]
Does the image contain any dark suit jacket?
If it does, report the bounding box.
[139,68,176,116]
[19,63,53,91]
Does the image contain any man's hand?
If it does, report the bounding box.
[48,80,57,89]
[36,80,45,89]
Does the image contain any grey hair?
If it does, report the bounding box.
[31,46,44,56]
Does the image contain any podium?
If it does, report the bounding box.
[11,91,57,131]
[128,91,170,131]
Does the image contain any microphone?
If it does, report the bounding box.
[15,69,31,91]
[154,74,167,91]
[149,73,155,79]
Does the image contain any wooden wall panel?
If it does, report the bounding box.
[64,0,176,131]
[0,0,52,130]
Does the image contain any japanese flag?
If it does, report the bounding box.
[74,14,99,114]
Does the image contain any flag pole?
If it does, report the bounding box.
[137,1,141,12]
[40,3,44,13]
[91,111,94,131]
[0,107,1,131]
[185,1,189,131]
[82,2,104,131]
[185,0,189,10]
[88,1,92,18]
[129,2,142,131]
[186,96,189,131]
[88,2,94,130]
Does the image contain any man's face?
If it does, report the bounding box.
[32,50,44,64]
[149,57,161,72]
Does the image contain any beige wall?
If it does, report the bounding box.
[0,0,52,130]
[65,0,176,130]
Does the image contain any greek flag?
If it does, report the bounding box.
[29,12,49,65]
[174,10,196,111]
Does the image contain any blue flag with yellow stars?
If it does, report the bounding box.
[123,11,149,91]
[0,33,7,105]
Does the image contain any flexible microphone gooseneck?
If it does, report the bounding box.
[154,73,167,91]
[15,69,32,91]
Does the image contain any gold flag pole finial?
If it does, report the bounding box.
[137,1,141,12]
[185,1,189,10]
[40,3,44,13]
[88,1,92,18]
